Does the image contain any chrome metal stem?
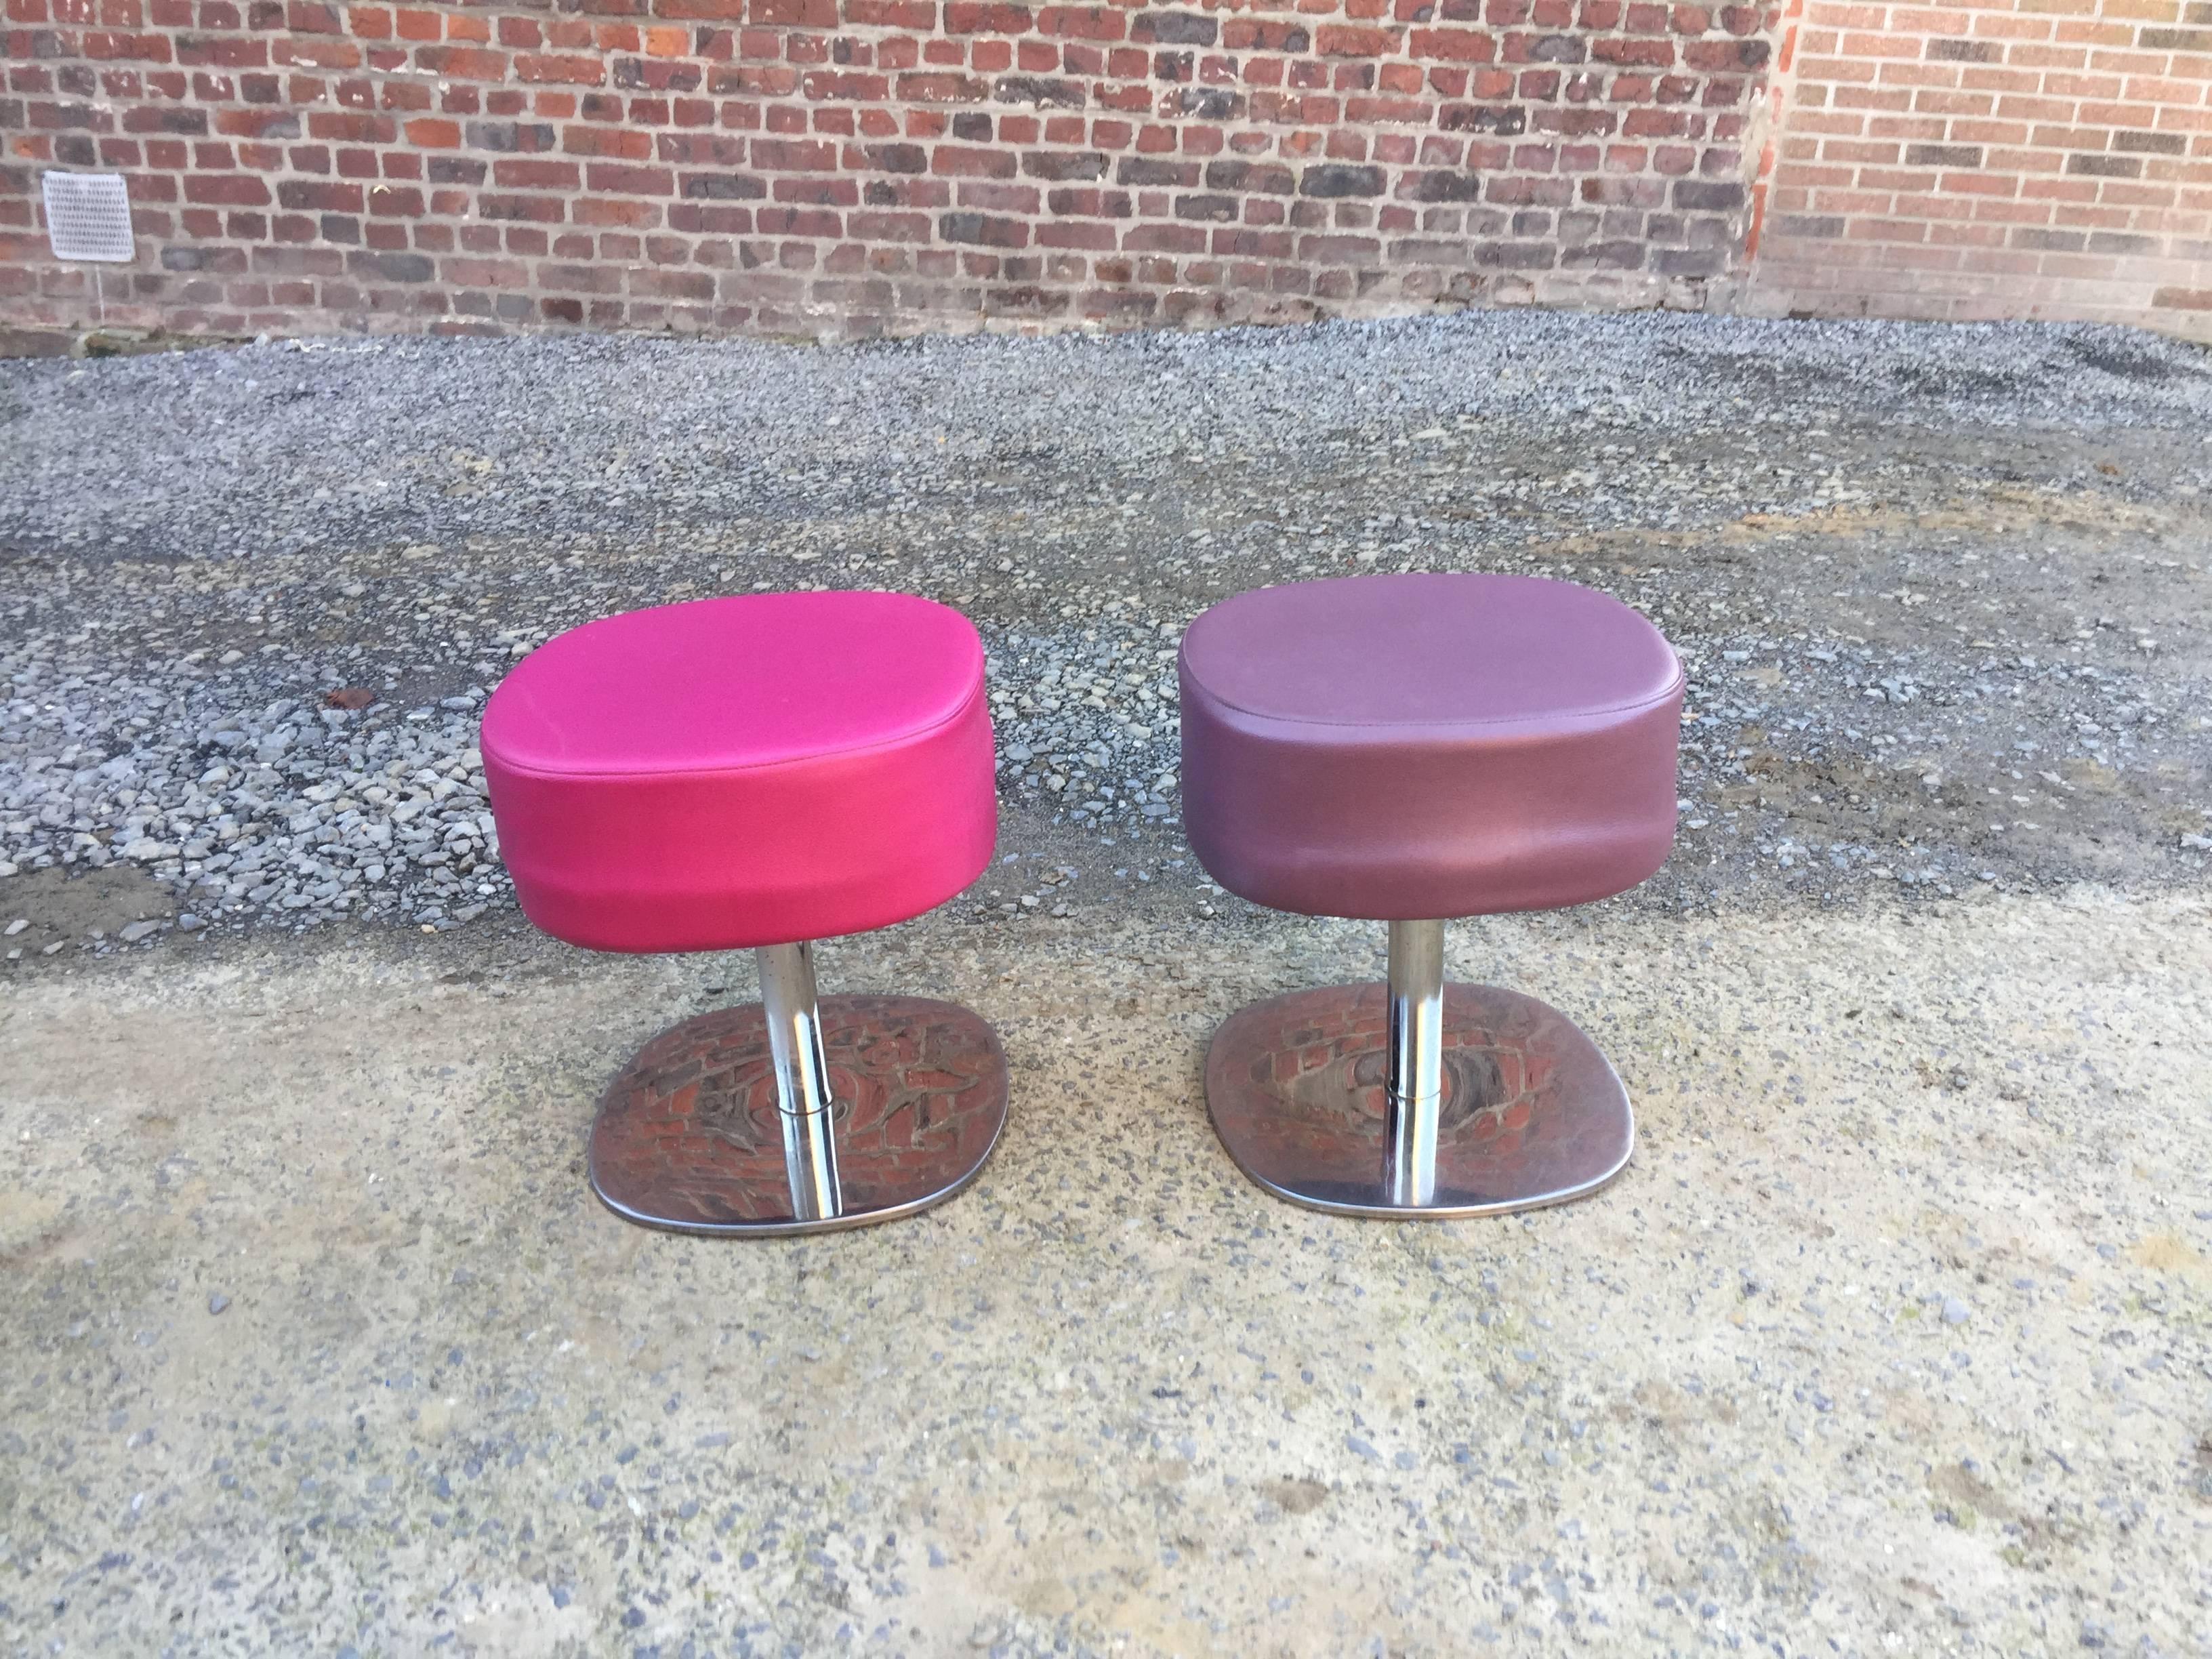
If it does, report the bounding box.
[758,941,842,1223]
[1383,918,1445,1207]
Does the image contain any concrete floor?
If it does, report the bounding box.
[5,890,2210,1656]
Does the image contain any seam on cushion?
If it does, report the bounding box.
[486,676,987,782]
[1181,659,1685,730]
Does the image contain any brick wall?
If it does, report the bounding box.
[1744,0,2212,337]
[0,0,2204,343]
[0,0,1772,339]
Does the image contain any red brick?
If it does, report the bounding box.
[83,29,169,58]
[1411,27,1495,59]
[586,161,674,192]
[1316,24,1399,54]
[493,157,581,188]
[184,171,270,203]
[514,52,603,83]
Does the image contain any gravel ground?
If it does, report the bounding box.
[2,311,2210,961]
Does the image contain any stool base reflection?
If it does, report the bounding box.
[588,994,1007,1237]
[1204,980,1633,1219]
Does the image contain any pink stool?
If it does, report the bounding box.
[1180,574,1683,1218]
[483,592,1005,1236]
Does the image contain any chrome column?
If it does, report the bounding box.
[758,941,842,1223]
[1382,918,1445,1207]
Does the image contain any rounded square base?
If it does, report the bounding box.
[589,996,1008,1237]
[1204,983,1633,1218]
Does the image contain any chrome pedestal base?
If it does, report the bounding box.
[589,972,1007,1237]
[1204,970,1633,1219]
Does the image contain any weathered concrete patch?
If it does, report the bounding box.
[2,888,2207,1655]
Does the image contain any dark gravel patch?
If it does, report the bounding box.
[3,312,2208,967]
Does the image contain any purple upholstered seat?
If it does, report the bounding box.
[1178,573,1684,920]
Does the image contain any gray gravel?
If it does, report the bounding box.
[3,311,2209,962]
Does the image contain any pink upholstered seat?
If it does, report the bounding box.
[1179,573,1683,920]
[483,592,996,953]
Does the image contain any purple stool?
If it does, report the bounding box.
[1179,574,1683,1218]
